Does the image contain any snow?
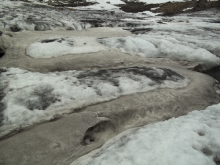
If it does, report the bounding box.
[77,0,126,10]
[0,67,189,136]
[81,0,184,10]
[98,34,220,69]
[27,37,107,58]
[87,0,125,5]
[183,7,193,11]
[138,0,184,4]
[151,7,160,10]
[140,11,161,16]
[71,103,220,165]
[0,0,83,31]
[77,2,121,10]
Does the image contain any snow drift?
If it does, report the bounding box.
[98,34,220,69]
[72,103,220,165]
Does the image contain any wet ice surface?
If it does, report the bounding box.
[0,67,189,136]
[72,103,220,165]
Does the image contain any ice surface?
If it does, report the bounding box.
[27,37,106,58]
[71,103,220,165]
[0,67,189,135]
[98,33,220,69]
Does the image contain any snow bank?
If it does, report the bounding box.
[98,35,220,69]
[0,67,189,135]
[27,37,106,58]
[71,103,220,165]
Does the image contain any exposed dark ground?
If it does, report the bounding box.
[204,66,220,82]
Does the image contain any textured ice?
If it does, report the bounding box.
[0,67,189,135]
[71,103,220,165]
[98,33,220,69]
[27,37,106,58]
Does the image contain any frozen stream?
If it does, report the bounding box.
[0,0,220,165]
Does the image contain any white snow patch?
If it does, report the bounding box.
[27,37,107,58]
[71,103,220,165]
[0,67,189,135]
[151,7,160,10]
[138,0,184,4]
[183,7,193,11]
[140,11,161,16]
[98,35,220,69]
[87,0,125,5]
[81,0,125,10]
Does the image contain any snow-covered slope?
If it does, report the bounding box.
[98,34,220,69]
[72,103,220,165]
[0,67,189,135]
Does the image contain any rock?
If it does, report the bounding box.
[10,25,22,32]
[203,66,220,82]
[0,31,2,36]
[0,48,5,58]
